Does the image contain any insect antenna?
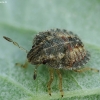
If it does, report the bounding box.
[3,36,28,53]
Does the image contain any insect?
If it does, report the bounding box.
[3,29,99,97]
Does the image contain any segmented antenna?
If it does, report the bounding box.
[3,36,28,53]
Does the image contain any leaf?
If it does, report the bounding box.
[0,0,100,100]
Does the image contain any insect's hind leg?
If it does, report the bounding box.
[47,68,54,96]
[56,69,64,97]
[15,60,28,68]
[74,67,99,73]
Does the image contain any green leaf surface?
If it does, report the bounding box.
[0,0,100,100]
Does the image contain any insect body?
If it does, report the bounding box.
[27,29,90,70]
[3,29,93,97]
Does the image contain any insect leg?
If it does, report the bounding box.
[74,67,99,72]
[47,68,54,96]
[56,69,64,97]
[15,60,28,68]
[33,65,38,80]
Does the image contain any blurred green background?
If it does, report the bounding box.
[0,0,100,100]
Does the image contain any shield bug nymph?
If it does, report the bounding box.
[3,29,99,97]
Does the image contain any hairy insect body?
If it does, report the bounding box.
[27,29,90,70]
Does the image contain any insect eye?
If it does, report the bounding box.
[32,45,35,48]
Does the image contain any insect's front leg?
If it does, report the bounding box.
[47,68,54,96]
[56,69,64,97]
[33,65,38,80]
[15,59,28,68]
